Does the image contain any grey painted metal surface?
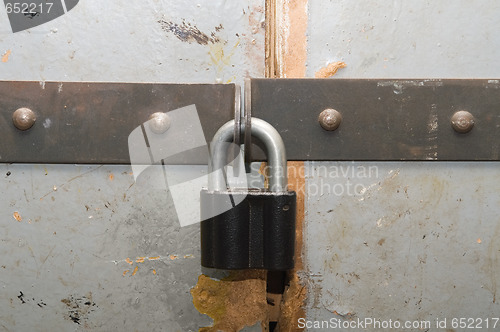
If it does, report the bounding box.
[304,162,500,331]
[0,0,265,85]
[306,1,500,78]
[0,1,264,330]
[0,164,211,331]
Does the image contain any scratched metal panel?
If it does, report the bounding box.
[0,164,210,331]
[0,0,265,85]
[306,1,500,78]
[304,162,500,331]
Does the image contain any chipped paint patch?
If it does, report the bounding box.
[135,256,145,263]
[315,61,347,78]
[158,19,222,45]
[61,293,96,325]
[2,50,11,62]
[42,118,52,129]
[13,211,22,222]
[191,271,268,332]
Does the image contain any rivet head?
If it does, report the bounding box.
[451,111,474,133]
[12,108,36,131]
[319,108,342,131]
[148,112,171,134]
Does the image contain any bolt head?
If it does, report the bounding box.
[148,112,171,134]
[319,108,342,131]
[451,111,474,133]
[12,108,36,131]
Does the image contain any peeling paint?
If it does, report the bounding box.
[13,211,22,222]
[2,50,12,62]
[191,271,268,332]
[315,61,347,78]
[158,19,222,45]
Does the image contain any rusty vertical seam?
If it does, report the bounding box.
[265,0,278,78]
[276,0,308,78]
[265,0,308,329]
[276,161,306,331]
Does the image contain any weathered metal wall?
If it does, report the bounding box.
[0,0,265,84]
[303,1,500,330]
[304,162,500,330]
[306,0,500,78]
[0,1,265,331]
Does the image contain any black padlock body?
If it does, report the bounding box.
[200,189,296,270]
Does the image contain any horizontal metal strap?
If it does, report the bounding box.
[0,79,499,163]
[251,79,500,161]
[0,81,235,164]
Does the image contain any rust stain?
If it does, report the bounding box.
[265,0,277,77]
[149,256,160,261]
[477,238,482,244]
[2,50,11,63]
[125,258,133,265]
[152,269,157,275]
[277,161,306,331]
[276,0,308,77]
[315,61,347,78]
[136,257,145,263]
[122,270,129,276]
[191,271,268,332]
[131,266,139,276]
[259,162,269,189]
[169,255,178,260]
[209,40,240,80]
[108,173,114,181]
[13,211,22,222]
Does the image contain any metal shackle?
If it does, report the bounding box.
[208,117,287,192]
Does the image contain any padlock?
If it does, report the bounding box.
[200,118,296,270]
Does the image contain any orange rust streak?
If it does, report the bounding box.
[123,270,129,276]
[152,269,157,275]
[131,266,139,276]
[13,212,22,222]
[169,255,178,260]
[148,256,160,261]
[136,257,145,263]
[125,258,133,265]
[315,61,347,78]
[279,0,308,78]
[108,173,114,181]
[2,50,11,63]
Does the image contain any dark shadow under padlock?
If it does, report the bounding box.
[200,118,296,270]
